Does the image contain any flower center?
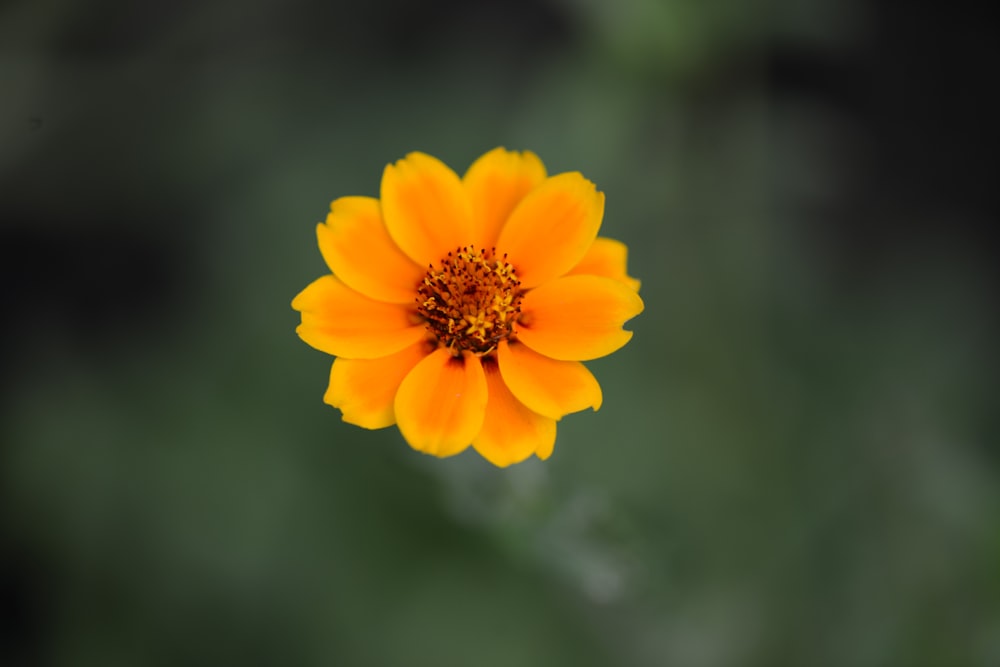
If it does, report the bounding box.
[417,246,522,355]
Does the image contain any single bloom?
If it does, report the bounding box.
[292,148,643,467]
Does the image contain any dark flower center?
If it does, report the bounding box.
[417,246,522,355]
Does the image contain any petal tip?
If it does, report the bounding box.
[535,438,556,461]
[591,388,604,413]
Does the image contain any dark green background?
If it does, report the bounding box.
[2,0,997,665]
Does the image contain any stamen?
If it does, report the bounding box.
[416,245,522,355]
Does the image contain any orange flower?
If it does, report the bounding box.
[292,148,643,467]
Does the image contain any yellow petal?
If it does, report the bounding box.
[463,147,547,251]
[535,433,555,461]
[515,275,644,361]
[495,172,604,289]
[317,196,425,304]
[324,341,433,429]
[381,152,474,267]
[292,275,426,359]
[472,359,556,467]
[394,348,487,458]
[496,340,602,420]
[566,237,641,292]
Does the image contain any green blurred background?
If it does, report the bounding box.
[2,0,998,665]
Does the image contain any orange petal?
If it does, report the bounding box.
[292,276,426,359]
[324,341,433,429]
[496,340,602,420]
[394,348,487,458]
[515,275,644,361]
[472,359,556,467]
[316,196,425,304]
[381,152,475,267]
[495,172,604,289]
[462,147,547,250]
[566,236,641,292]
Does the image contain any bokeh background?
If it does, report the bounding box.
[2,0,998,665]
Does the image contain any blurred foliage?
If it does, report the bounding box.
[2,0,998,666]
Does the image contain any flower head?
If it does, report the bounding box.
[292,148,642,467]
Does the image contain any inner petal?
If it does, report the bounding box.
[495,172,604,289]
[317,196,425,304]
[515,274,644,361]
[463,147,547,251]
[293,276,426,359]
[324,340,433,429]
[472,357,556,467]
[394,349,488,458]
[380,152,475,268]
[496,340,603,420]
